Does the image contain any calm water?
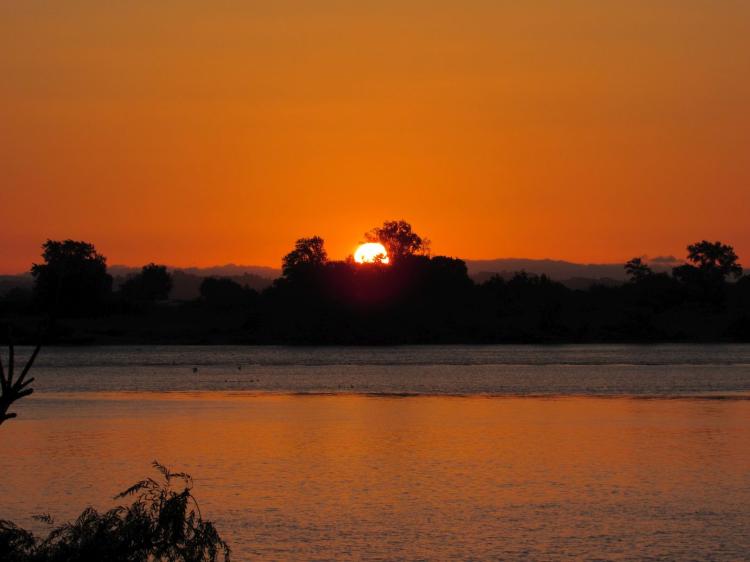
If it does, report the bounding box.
[2,345,750,560]
[18,344,750,395]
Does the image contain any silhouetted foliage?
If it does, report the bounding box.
[625,257,652,282]
[0,340,40,426]
[0,342,229,560]
[31,240,112,316]
[199,278,257,309]
[282,236,328,278]
[686,240,742,279]
[6,234,750,344]
[365,220,429,262]
[0,462,230,562]
[671,241,743,307]
[121,264,173,302]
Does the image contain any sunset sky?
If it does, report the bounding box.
[2,1,749,273]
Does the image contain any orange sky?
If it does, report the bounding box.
[1,1,749,273]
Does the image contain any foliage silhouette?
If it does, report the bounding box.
[0,339,230,561]
[31,240,112,316]
[0,462,230,562]
[200,278,257,309]
[4,234,750,343]
[686,240,742,278]
[672,241,743,307]
[282,236,328,278]
[121,264,173,302]
[0,338,40,426]
[624,257,653,282]
[365,220,429,262]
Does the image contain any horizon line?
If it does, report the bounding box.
[0,255,685,277]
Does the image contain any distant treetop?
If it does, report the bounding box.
[30,239,112,315]
[686,240,742,279]
[282,236,328,277]
[624,257,653,282]
[365,220,430,262]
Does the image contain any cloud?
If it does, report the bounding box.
[649,255,680,264]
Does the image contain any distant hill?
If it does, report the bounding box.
[465,257,680,289]
[0,274,33,297]
[2,258,685,297]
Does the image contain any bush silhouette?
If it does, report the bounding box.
[1,342,230,561]
[0,462,230,562]
[199,277,256,309]
[121,264,173,302]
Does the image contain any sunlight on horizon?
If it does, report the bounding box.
[354,243,390,264]
[1,1,749,271]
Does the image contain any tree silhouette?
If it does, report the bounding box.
[365,220,429,262]
[8,231,750,344]
[686,240,742,279]
[121,263,173,301]
[671,240,742,307]
[282,236,328,277]
[624,257,653,282]
[31,239,112,315]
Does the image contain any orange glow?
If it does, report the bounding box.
[1,3,749,272]
[4,393,750,558]
[354,243,389,264]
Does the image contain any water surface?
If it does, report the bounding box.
[22,344,750,396]
[1,345,749,560]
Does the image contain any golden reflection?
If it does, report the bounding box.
[1,395,749,559]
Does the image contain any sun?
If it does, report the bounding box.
[354,242,390,264]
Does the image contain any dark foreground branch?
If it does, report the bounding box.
[0,340,41,426]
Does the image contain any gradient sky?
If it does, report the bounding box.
[2,1,749,273]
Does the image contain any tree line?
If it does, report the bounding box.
[2,221,750,343]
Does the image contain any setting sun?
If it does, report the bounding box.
[354,243,389,264]
[2,2,750,560]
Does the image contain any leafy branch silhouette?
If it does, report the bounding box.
[0,461,231,561]
[0,338,41,426]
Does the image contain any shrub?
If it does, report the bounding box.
[0,462,230,562]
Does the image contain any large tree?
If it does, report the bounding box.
[672,240,742,306]
[31,239,113,315]
[282,236,328,277]
[686,240,742,278]
[365,220,429,262]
